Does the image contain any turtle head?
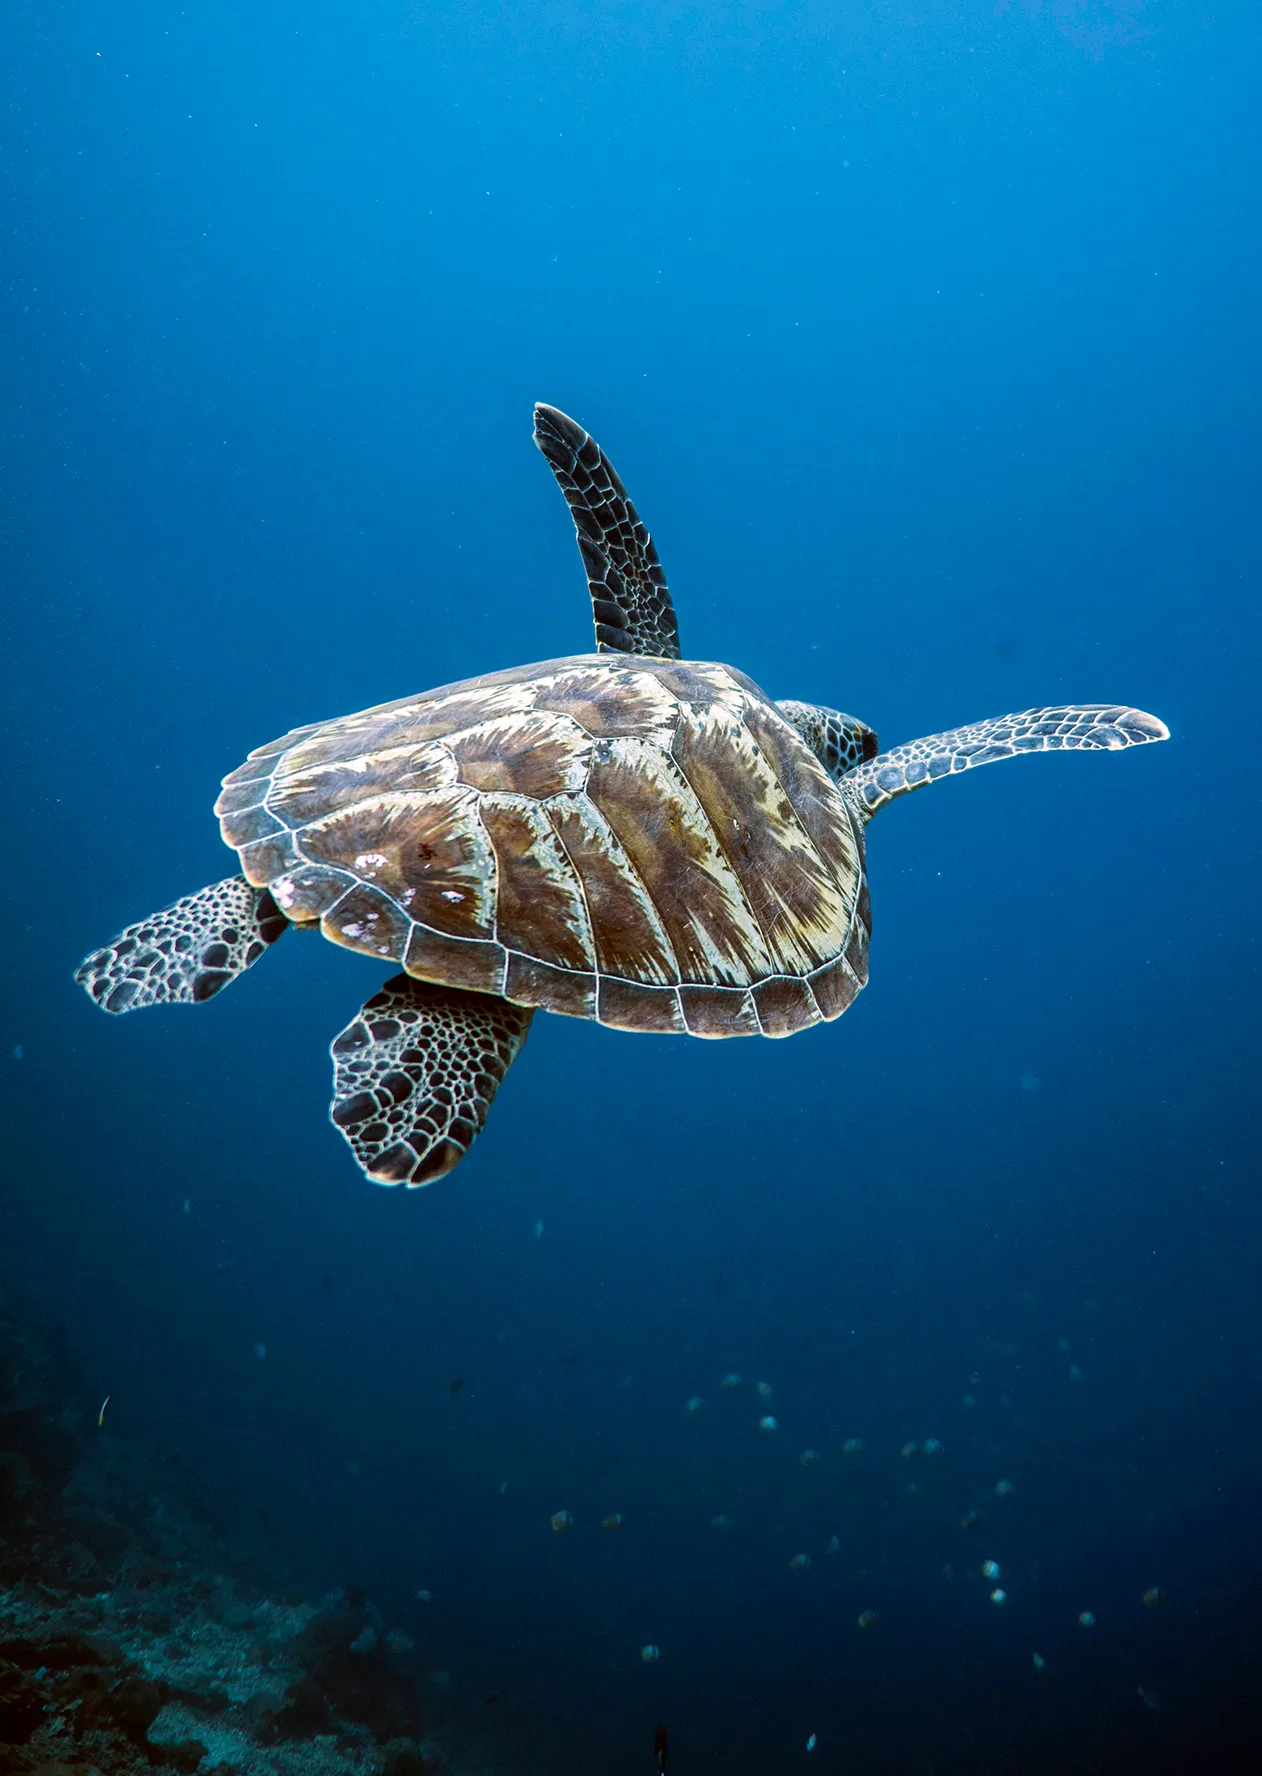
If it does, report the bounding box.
[776,700,879,781]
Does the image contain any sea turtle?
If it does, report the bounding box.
[75,405,1168,1187]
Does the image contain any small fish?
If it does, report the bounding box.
[842,1437,864,1455]
[990,1588,1007,1604]
[758,1415,778,1432]
[960,1509,982,1530]
[1078,1610,1096,1628]
[1142,1586,1166,1608]
[653,1722,669,1770]
[799,1447,819,1465]
[415,1588,432,1603]
[826,1535,841,1555]
[982,1560,1001,1580]
[641,1642,660,1663]
[994,1478,1014,1497]
[684,1396,703,1413]
[550,1510,573,1533]
[498,1480,511,1496]
[603,1513,625,1531]
[1032,1653,1045,1672]
[856,1608,878,1629]
[449,1376,464,1396]
[97,1394,111,1427]
[788,1553,811,1573]
[719,1372,742,1390]
[756,1380,773,1399]
[806,1733,817,1751]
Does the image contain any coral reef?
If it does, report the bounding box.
[0,1280,480,1776]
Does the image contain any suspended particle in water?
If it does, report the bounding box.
[982,1561,1001,1580]
[1142,1587,1166,1608]
[843,1438,865,1455]
[758,1415,778,1432]
[856,1609,879,1629]
[684,1396,703,1413]
[1078,1610,1096,1628]
[550,1510,573,1533]
[990,1588,1007,1604]
[602,1513,625,1532]
[640,1643,660,1663]
[806,1733,817,1751]
[961,1509,983,1531]
[720,1372,743,1390]
[1032,1652,1045,1672]
[995,1478,1014,1497]
[788,1553,811,1573]
[799,1447,820,1465]
[756,1380,774,1399]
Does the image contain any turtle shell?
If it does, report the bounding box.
[214,656,870,1038]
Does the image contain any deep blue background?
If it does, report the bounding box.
[3,2,1260,1770]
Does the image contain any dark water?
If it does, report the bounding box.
[3,2,1260,1770]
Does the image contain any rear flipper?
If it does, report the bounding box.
[74,875,288,1014]
[330,975,533,1187]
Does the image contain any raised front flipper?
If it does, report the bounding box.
[847,704,1169,819]
[75,875,288,1014]
[533,403,681,660]
[330,975,533,1187]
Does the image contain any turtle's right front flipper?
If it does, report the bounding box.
[330,975,533,1188]
[846,704,1168,819]
[75,875,288,1014]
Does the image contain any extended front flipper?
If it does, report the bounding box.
[845,704,1168,820]
[533,403,681,659]
[75,875,288,1014]
[330,975,534,1187]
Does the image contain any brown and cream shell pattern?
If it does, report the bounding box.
[214,654,871,1038]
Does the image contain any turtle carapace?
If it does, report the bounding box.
[76,405,1168,1187]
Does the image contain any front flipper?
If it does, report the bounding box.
[847,704,1169,819]
[74,875,288,1014]
[533,402,681,660]
[330,975,533,1187]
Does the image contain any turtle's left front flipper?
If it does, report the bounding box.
[75,875,288,1014]
[847,704,1168,820]
[330,975,533,1187]
[533,403,681,659]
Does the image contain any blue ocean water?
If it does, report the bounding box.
[3,1,1260,1769]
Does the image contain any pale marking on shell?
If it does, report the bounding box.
[540,791,682,988]
[478,792,596,968]
[586,734,773,988]
[671,700,855,978]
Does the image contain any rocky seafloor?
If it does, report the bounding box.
[0,1279,500,1776]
